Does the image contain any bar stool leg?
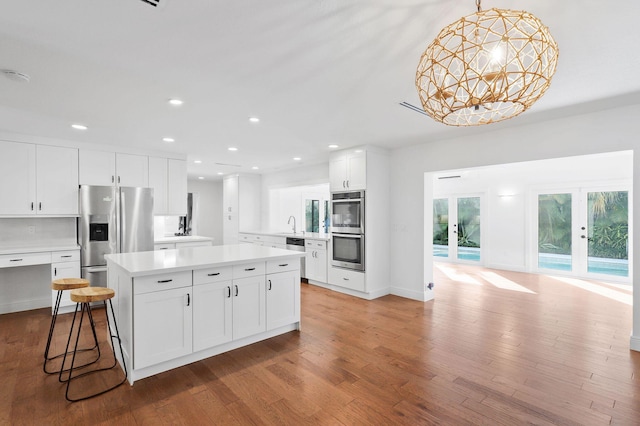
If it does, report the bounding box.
[44,290,100,375]
[63,299,128,402]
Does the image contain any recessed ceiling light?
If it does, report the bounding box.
[328,144,339,149]
[252,166,259,170]
[162,137,175,143]
[249,117,260,123]
[228,147,238,151]
[217,172,224,175]
[71,124,88,130]
[168,98,184,106]
[293,157,301,161]
[194,160,202,164]
[198,176,204,180]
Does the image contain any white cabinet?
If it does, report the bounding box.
[193,280,233,351]
[154,243,175,251]
[149,157,187,215]
[330,149,366,191]
[266,270,299,329]
[232,275,266,339]
[328,266,365,292]
[0,142,78,215]
[176,241,211,249]
[50,250,81,313]
[223,174,261,244]
[134,278,193,369]
[79,150,148,187]
[305,240,327,283]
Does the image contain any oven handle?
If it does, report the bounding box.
[331,233,363,239]
[84,266,108,273]
[332,199,363,204]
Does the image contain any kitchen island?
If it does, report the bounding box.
[106,244,305,385]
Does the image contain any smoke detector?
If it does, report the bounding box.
[1,70,30,83]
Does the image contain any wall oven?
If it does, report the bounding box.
[331,233,365,271]
[331,190,364,234]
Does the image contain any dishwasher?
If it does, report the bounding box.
[285,237,306,279]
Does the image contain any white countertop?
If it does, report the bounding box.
[0,243,80,256]
[154,235,214,244]
[242,230,330,241]
[106,244,305,277]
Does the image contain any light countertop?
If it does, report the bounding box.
[106,243,305,277]
[0,243,80,256]
[154,235,214,244]
[241,230,330,241]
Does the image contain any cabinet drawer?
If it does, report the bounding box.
[266,258,299,274]
[155,243,175,251]
[134,271,192,295]
[328,267,365,292]
[193,266,233,285]
[51,250,80,263]
[232,262,265,279]
[305,240,326,250]
[0,252,52,268]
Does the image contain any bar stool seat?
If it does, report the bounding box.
[44,278,99,374]
[60,287,127,402]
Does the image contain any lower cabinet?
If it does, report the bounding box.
[50,250,81,313]
[266,271,298,329]
[305,240,327,283]
[232,275,267,340]
[134,286,193,369]
[193,281,233,351]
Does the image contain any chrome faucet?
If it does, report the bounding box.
[287,215,296,234]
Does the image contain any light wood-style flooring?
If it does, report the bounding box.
[1,263,639,425]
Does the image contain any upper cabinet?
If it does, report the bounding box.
[0,141,78,216]
[149,157,187,216]
[329,149,366,191]
[79,150,148,187]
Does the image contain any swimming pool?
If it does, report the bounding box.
[538,253,628,277]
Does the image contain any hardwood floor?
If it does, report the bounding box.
[2,263,639,425]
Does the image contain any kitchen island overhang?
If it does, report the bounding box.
[106,244,305,385]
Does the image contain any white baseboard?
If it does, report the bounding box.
[390,287,434,302]
[305,280,389,300]
[631,335,640,352]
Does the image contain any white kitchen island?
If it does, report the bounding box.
[105,244,304,385]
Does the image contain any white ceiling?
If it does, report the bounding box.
[1,0,639,180]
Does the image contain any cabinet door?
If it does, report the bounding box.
[79,149,116,186]
[148,157,168,214]
[232,276,266,339]
[134,287,192,368]
[36,145,79,215]
[51,260,81,312]
[307,249,327,283]
[0,141,36,214]
[266,271,299,330]
[346,151,366,190]
[167,159,187,215]
[193,281,233,351]
[329,155,348,191]
[116,153,148,187]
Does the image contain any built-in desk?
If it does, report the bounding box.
[0,244,80,314]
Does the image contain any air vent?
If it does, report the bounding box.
[139,0,166,8]
[399,101,427,116]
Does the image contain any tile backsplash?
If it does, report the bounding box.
[0,218,77,248]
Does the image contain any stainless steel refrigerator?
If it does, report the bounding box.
[78,185,154,287]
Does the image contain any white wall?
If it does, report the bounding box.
[389,102,640,350]
[187,179,223,245]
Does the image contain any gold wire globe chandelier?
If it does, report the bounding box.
[415,0,559,126]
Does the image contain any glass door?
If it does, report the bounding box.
[536,189,629,279]
[432,196,482,263]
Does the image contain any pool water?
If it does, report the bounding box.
[538,254,628,277]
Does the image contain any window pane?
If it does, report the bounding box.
[587,191,628,277]
[433,198,448,258]
[538,193,572,271]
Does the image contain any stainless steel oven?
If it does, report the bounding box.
[331,190,364,234]
[331,233,365,271]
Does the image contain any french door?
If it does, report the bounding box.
[536,187,630,280]
[433,195,482,263]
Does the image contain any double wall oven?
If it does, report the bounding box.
[331,190,365,271]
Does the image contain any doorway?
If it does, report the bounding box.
[433,195,483,263]
[536,187,630,280]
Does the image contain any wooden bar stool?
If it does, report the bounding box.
[44,278,99,374]
[60,287,127,402]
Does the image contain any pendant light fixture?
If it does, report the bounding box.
[415,0,559,126]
